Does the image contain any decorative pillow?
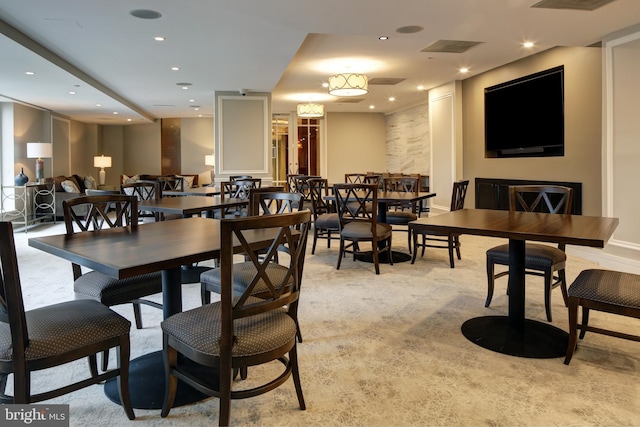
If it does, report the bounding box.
[73,174,86,193]
[177,175,195,188]
[84,175,97,190]
[122,174,140,184]
[61,179,81,193]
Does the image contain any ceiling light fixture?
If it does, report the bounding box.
[154,36,166,41]
[379,36,389,40]
[296,103,324,118]
[523,41,535,48]
[459,67,469,73]
[328,73,368,97]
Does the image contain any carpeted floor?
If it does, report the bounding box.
[7,219,640,427]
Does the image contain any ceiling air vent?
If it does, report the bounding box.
[421,40,482,54]
[333,98,364,104]
[368,77,406,86]
[531,0,618,11]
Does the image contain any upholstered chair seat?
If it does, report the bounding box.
[315,212,339,229]
[486,243,566,271]
[341,222,392,240]
[73,271,163,307]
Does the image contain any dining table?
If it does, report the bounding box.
[409,208,619,358]
[28,217,283,409]
[139,195,246,218]
[162,186,221,197]
[326,190,436,262]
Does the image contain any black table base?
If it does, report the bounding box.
[461,316,568,358]
[104,350,218,410]
[181,265,211,284]
[355,250,412,264]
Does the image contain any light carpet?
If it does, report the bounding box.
[7,220,640,427]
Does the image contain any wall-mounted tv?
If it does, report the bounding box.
[484,66,564,158]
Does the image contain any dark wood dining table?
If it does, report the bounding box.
[162,186,221,197]
[28,217,282,409]
[409,208,619,358]
[139,195,246,218]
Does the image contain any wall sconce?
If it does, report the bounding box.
[26,142,53,184]
[328,73,369,96]
[205,154,215,185]
[93,155,112,185]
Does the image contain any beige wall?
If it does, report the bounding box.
[123,121,161,176]
[181,117,214,185]
[462,46,603,216]
[325,112,387,185]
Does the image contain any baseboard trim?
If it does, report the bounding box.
[566,245,640,274]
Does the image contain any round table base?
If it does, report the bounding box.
[104,350,218,410]
[355,250,412,264]
[461,316,568,358]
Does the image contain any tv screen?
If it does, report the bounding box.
[484,66,564,157]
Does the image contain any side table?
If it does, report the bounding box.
[1,183,56,232]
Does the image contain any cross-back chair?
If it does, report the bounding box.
[120,180,160,221]
[410,180,469,267]
[161,211,311,426]
[308,178,340,254]
[485,185,574,322]
[0,221,134,419]
[63,195,163,331]
[383,176,420,252]
[217,179,261,218]
[291,175,321,210]
[334,183,393,274]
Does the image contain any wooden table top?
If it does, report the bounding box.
[163,187,221,196]
[139,196,246,215]
[28,217,276,280]
[410,209,619,247]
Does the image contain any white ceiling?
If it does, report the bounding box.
[0,0,639,125]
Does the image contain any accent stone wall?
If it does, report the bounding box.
[385,102,429,176]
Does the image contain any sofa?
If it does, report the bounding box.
[120,173,199,189]
[46,174,96,219]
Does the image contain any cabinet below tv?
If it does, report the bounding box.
[475,178,582,215]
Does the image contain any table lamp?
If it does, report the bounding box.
[94,155,112,185]
[205,154,215,186]
[27,142,53,184]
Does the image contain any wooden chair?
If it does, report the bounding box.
[308,178,340,254]
[564,269,640,364]
[334,183,393,275]
[345,173,366,184]
[217,179,261,218]
[383,176,419,252]
[229,175,253,181]
[161,211,311,426]
[120,180,160,221]
[485,185,574,322]
[0,221,135,419]
[63,195,163,331]
[410,180,469,267]
[291,175,321,210]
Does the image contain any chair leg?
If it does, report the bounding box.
[407,229,412,254]
[411,230,419,264]
[559,269,569,306]
[579,307,590,339]
[336,238,344,270]
[372,241,380,275]
[13,371,30,404]
[201,284,211,305]
[161,340,178,418]
[485,261,495,307]
[544,269,553,322]
[564,298,579,365]
[420,234,426,256]
[218,359,233,427]
[132,302,143,329]
[311,229,318,254]
[101,350,109,371]
[454,235,462,260]
[290,343,306,410]
[117,336,135,420]
[447,235,455,268]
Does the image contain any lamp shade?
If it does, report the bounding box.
[26,142,52,159]
[94,155,112,168]
[296,103,324,117]
[204,155,215,166]
[328,73,368,96]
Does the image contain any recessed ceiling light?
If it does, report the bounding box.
[25,71,34,75]
[189,99,195,102]
[379,36,389,40]
[171,67,180,71]
[388,97,396,101]
[459,67,469,73]
[154,36,166,41]
[369,105,375,110]
[129,9,162,19]
[523,41,535,48]
[68,91,76,95]
[417,85,425,91]
[322,82,329,88]
[96,103,102,107]
[113,112,119,115]
[127,118,132,122]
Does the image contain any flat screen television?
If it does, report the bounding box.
[484,66,564,158]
